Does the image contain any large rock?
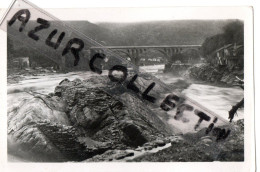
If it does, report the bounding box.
[8,95,71,161]
[8,76,173,161]
[8,95,110,161]
[54,77,172,147]
[186,63,243,86]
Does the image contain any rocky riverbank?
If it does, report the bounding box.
[131,119,244,162]
[7,75,173,162]
[185,63,243,86]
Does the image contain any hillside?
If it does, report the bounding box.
[8,19,237,70]
[96,20,231,46]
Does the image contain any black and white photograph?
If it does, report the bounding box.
[0,0,255,171]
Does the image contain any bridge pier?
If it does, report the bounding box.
[129,49,142,66]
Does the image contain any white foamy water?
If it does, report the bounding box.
[8,65,244,126]
[182,84,244,121]
[164,83,243,134]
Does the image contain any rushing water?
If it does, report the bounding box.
[7,65,244,122]
[142,65,243,122]
[182,84,243,120]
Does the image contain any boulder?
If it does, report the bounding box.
[8,95,71,161]
[7,95,109,161]
[120,120,148,146]
[8,76,174,161]
[54,77,172,148]
[154,139,166,147]
[70,105,108,129]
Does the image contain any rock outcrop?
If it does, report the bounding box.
[54,77,172,146]
[8,76,173,161]
[8,95,71,161]
[132,119,244,162]
[185,63,243,86]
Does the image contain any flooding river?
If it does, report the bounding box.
[7,65,244,121]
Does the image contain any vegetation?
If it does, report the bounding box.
[201,20,244,58]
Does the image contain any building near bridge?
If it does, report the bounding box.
[213,43,244,70]
[12,57,30,69]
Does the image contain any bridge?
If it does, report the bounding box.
[90,45,202,66]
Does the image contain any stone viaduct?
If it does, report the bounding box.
[89,45,202,66]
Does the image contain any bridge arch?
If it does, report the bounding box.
[139,48,169,65]
[180,48,202,64]
[90,45,202,66]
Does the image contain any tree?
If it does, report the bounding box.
[201,20,244,58]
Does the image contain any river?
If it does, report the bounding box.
[7,65,244,122]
